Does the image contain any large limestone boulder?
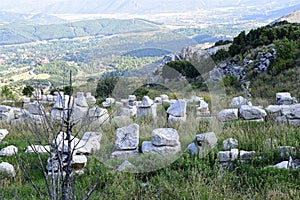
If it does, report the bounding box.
[138,96,154,108]
[0,105,11,112]
[85,93,96,106]
[276,92,297,105]
[76,132,102,154]
[285,104,300,119]
[0,129,9,142]
[0,162,15,177]
[217,109,238,122]
[265,105,282,117]
[53,95,74,110]
[167,100,186,117]
[239,105,267,120]
[110,149,139,159]
[222,138,238,150]
[168,115,186,125]
[229,96,248,108]
[25,145,51,153]
[194,132,217,148]
[114,124,139,151]
[137,96,157,119]
[152,128,180,147]
[53,132,82,153]
[75,92,88,107]
[141,141,181,155]
[71,155,87,171]
[0,145,18,156]
[72,106,89,124]
[188,132,217,155]
[28,102,45,115]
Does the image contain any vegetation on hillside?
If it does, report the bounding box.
[210,21,300,100]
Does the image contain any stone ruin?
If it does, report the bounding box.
[110,123,182,166]
[217,92,300,125]
[46,131,102,175]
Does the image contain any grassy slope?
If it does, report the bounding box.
[0,104,299,199]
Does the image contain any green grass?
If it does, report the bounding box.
[0,115,299,199]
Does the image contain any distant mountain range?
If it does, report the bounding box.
[0,0,299,15]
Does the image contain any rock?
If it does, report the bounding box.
[53,95,74,110]
[168,115,186,125]
[88,107,108,117]
[86,94,96,106]
[199,99,209,110]
[0,162,15,177]
[279,146,296,160]
[114,124,139,151]
[50,108,64,121]
[209,68,223,83]
[230,96,248,108]
[273,161,289,169]
[265,105,282,117]
[240,150,255,161]
[0,129,9,142]
[276,92,297,105]
[187,143,198,155]
[286,104,300,119]
[189,96,203,103]
[0,105,11,112]
[106,98,115,104]
[110,149,139,159]
[222,138,238,150]
[118,107,136,117]
[25,145,51,153]
[53,132,82,153]
[167,100,186,117]
[75,92,88,107]
[152,128,180,147]
[0,145,18,156]
[72,106,88,124]
[218,151,231,162]
[138,96,154,108]
[111,116,133,127]
[117,160,136,171]
[239,105,267,120]
[128,95,136,101]
[154,97,162,104]
[142,141,181,155]
[160,94,169,101]
[23,97,31,104]
[77,132,102,154]
[0,109,14,122]
[231,149,239,161]
[137,103,156,119]
[194,132,217,148]
[72,155,87,171]
[217,109,239,122]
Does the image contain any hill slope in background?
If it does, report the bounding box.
[278,9,300,23]
[0,0,299,14]
[0,18,160,45]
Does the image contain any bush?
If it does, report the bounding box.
[22,85,35,97]
[95,76,119,99]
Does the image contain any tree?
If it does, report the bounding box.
[95,76,119,99]
[22,85,35,97]
[17,71,105,200]
[1,86,15,100]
